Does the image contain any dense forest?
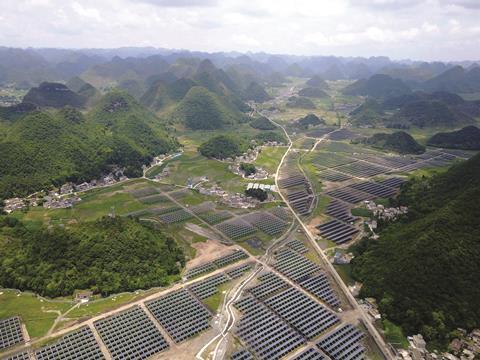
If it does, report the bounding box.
[0,91,177,198]
[351,153,480,348]
[428,126,480,150]
[360,131,425,154]
[0,216,185,297]
[198,135,244,159]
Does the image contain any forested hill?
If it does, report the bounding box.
[351,153,480,348]
[361,131,425,154]
[0,91,177,198]
[0,216,185,297]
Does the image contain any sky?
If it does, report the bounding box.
[1,0,479,61]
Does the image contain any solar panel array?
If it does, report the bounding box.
[226,262,255,279]
[378,177,407,189]
[0,317,24,350]
[335,161,387,178]
[248,272,289,299]
[235,297,306,360]
[188,273,229,299]
[268,206,291,221]
[263,287,339,339]
[317,324,365,360]
[298,273,341,308]
[216,219,257,240]
[184,249,248,279]
[326,199,357,223]
[349,182,397,198]
[326,187,373,204]
[137,194,169,205]
[231,348,254,360]
[317,219,359,244]
[274,248,320,281]
[4,351,31,360]
[94,306,168,360]
[146,289,211,343]
[35,326,104,360]
[158,209,193,223]
[242,212,288,236]
[291,346,325,360]
[285,239,308,254]
[198,210,233,225]
[318,169,353,182]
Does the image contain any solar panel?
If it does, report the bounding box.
[0,317,24,350]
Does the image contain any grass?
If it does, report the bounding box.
[351,207,373,218]
[0,290,73,339]
[255,146,287,174]
[202,283,230,313]
[333,264,355,286]
[382,319,409,349]
[68,291,151,320]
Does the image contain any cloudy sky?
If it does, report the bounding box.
[1,0,479,61]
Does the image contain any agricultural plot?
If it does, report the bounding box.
[216,219,257,240]
[137,194,169,205]
[158,209,193,224]
[149,206,181,215]
[326,187,373,204]
[145,289,211,343]
[285,239,308,254]
[170,190,189,199]
[318,169,352,182]
[188,273,229,299]
[242,212,288,236]
[248,272,289,300]
[335,161,388,178]
[0,316,24,351]
[129,187,159,199]
[316,324,365,360]
[306,128,336,138]
[325,199,356,223]
[348,182,398,199]
[94,306,168,360]
[35,326,104,360]
[299,273,341,309]
[274,248,321,282]
[235,297,306,360]
[317,219,359,244]
[263,287,339,339]
[198,211,233,225]
[291,347,325,360]
[190,201,216,214]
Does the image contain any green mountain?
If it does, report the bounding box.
[0,216,185,297]
[343,74,411,99]
[0,102,37,122]
[286,96,316,109]
[351,153,480,347]
[296,114,325,129]
[0,91,177,198]
[243,82,271,103]
[171,86,245,130]
[22,82,87,108]
[141,78,196,111]
[422,66,480,93]
[350,99,385,126]
[306,75,328,88]
[362,131,425,154]
[198,135,243,159]
[249,116,276,130]
[428,126,480,150]
[298,87,329,98]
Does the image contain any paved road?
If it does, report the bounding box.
[269,117,395,360]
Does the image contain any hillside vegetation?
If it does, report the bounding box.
[0,216,185,297]
[22,82,87,108]
[343,74,411,99]
[351,153,480,347]
[0,91,177,198]
[198,135,244,159]
[361,131,425,154]
[428,126,480,150]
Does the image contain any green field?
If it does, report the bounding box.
[255,146,287,174]
[351,207,373,218]
[382,319,409,349]
[0,290,73,338]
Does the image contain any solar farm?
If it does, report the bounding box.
[184,249,249,279]
[0,317,24,351]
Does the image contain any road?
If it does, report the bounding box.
[268,117,395,360]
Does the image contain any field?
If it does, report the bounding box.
[254,146,287,173]
[0,290,73,338]
[382,319,409,349]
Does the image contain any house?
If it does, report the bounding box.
[75,291,93,303]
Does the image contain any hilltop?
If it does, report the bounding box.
[22,82,87,108]
[243,82,271,103]
[422,66,480,93]
[298,87,329,98]
[343,74,411,99]
[0,91,177,198]
[349,99,385,126]
[0,216,185,297]
[428,126,480,150]
[351,153,480,347]
[361,131,425,154]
